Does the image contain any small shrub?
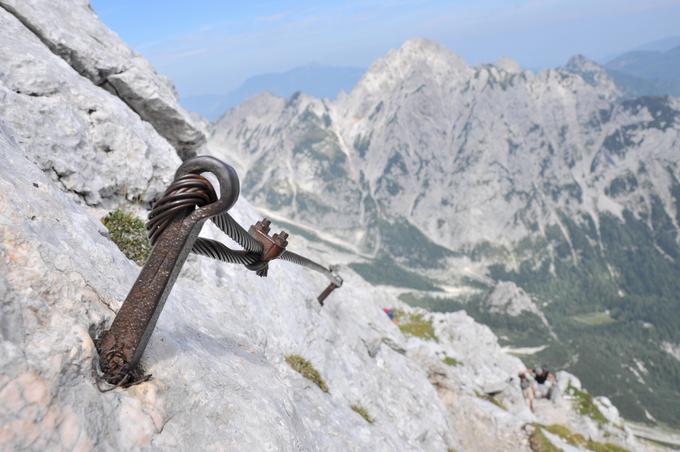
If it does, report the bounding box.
[285,354,329,393]
[102,209,150,265]
[350,404,374,424]
[587,442,629,452]
[567,385,608,425]
[544,424,588,447]
[475,390,507,411]
[442,355,462,367]
[529,426,560,452]
[541,424,629,452]
[394,309,438,341]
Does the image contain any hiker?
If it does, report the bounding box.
[383,307,396,321]
[531,366,558,402]
[519,371,535,412]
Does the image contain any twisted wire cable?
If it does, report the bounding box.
[147,173,217,245]
[210,213,263,253]
[146,172,341,287]
[192,238,260,265]
[280,250,332,277]
[280,251,343,286]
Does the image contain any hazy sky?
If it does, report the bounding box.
[90,0,680,98]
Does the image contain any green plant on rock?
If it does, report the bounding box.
[587,442,629,452]
[540,424,629,452]
[394,309,438,341]
[350,404,374,424]
[442,355,462,367]
[544,424,588,447]
[474,390,507,410]
[529,426,560,452]
[567,385,608,425]
[285,354,329,393]
[101,209,150,265]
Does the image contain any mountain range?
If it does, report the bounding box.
[604,42,680,98]
[181,37,680,123]
[208,38,680,427]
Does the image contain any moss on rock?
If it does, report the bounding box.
[442,355,462,367]
[529,426,560,452]
[567,385,608,425]
[101,209,150,265]
[350,404,374,424]
[285,354,329,393]
[541,424,629,452]
[394,309,438,341]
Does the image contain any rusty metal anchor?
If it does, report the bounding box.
[96,156,238,386]
[95,156,343,387]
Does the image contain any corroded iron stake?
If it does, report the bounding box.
[317,282,339,306]
[96,156,239,385]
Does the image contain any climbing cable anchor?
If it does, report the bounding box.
[95,156,342,388]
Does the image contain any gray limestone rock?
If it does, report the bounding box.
[0,119,458,450]
[0,7,180,207]
[0,0,205,157]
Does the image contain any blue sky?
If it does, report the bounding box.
[91,0,680,98]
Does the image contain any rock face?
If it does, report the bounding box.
[0,130,641,449]
[0,0,205,158]
[0,6,180,207]
[0,83,459,451]
[482,282,551,330]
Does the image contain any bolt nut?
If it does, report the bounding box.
[273,231,289,247]
[256,218,271,234]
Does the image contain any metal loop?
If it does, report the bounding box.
[145,157,342,290]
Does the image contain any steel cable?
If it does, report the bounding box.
[146,172,341,287]
[210,213,263,253]
[192,238,260,266]
[96,156,342,390]
[280,250,335,279]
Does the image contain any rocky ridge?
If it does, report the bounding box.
[209,38,680,427]
[0,2,657,451]
[211,39,680,254]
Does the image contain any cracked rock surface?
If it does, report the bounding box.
[0,7,180,207]
[0,119,459,450]
[0,0,205,158]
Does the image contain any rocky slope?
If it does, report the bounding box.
[209,39,680,427]
[0,2,654,451]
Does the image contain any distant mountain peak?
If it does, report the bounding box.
[399,37,451,54]
[353,38,471,98]
[495,57,522,74]
[565,54,602,72]
[391,37,468,71]
[563,54,616,89]
[209,37,680,428]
